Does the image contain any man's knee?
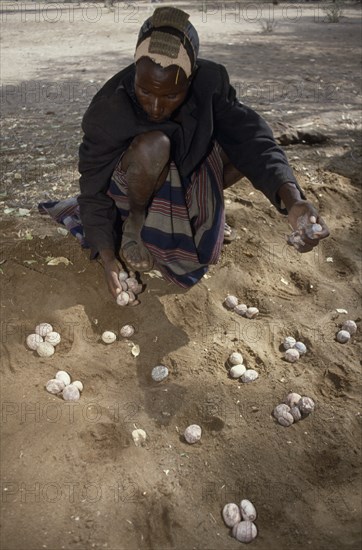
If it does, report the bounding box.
[124,131,170,176]
[220,147,244,189]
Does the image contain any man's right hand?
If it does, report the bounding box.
[99,248,122,299]
[104,259,123,299]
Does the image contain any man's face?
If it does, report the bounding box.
[134,57,191,123]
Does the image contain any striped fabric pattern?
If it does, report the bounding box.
[39,143,225,288]
[108,142,225,287]
[38,197,87,247]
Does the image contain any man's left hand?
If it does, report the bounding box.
[287,200,330,253]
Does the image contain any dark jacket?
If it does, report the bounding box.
[78,59,301,252]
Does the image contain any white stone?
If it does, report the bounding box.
[62,384,80,401]
[294,341,307,355]
[36,341,55,357]
[222,503,241,528]
[224,295,238,309]
[26,333,43,350]
[45,331,61,346]
[277,411,294,427]
[72,380,83,392]
[126,290,136,303]
[56,371,71,386]
[240,499,257,521]
[285,348,300,363]
[35,323,53,337]
[118,271,129,282]
[241,369,258,383]
[230,364,246,378]
[132,429,147,447]
[285,392,302,408]
[120,324,135,338]
[342,320,357,335]
[46,379,65,394]
[290,406,302,422]
[102,331,117,344]
[283,336,296,350]
[245,307,259,319]
[151,365,169,382]
[305,223,323,239]
[336,330,351,344]
[234,304,247,316]
[184,424,202,444]
[116,291,130,306]
[126,278,138,292]
[228,352,244,366]
[232,521,258,543]
[298,396,315,416]
[273,403,290,418]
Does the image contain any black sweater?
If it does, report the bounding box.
[78,59,301,252]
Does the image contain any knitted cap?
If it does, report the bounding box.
[135,7,199,78]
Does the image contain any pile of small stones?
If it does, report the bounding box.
[222,499,258,544]
[101,324,136,344]
[26,323,61,358]
[45,370,83,402]
[227,352,259,384]
[116,270,143,307]
[273,392,315,427]
[282,336,307,363]
[223,296,259,319]
[336,320,358,344]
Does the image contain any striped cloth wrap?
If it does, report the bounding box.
[39,142,225,288]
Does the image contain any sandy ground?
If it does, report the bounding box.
[0,2,361,549]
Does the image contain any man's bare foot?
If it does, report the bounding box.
[121,240,154,271]
[120,217,154,271]
[224,222,237,243]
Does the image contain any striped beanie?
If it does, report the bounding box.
[135,7,199,79]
